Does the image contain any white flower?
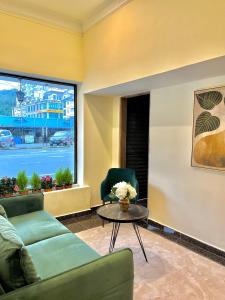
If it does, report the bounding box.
[127,184,137,199]
[111,181,137,200]
[115,186,127,199]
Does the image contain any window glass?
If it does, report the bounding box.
[0,74,76,182]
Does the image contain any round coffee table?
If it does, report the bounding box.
[97,203,149,262]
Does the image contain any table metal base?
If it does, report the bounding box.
[109,222,148,262]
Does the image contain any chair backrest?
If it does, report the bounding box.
[107,168,136,188]
[101,168,139,203]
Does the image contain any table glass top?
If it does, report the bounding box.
[97,204,149,223]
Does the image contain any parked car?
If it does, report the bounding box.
[0,130,15,148]
[49,131,73,146]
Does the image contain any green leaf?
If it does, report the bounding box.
[195,112,220,137]
[196,91,222,110]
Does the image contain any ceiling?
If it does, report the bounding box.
[0,0,129,31]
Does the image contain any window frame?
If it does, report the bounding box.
[0,72,77,184]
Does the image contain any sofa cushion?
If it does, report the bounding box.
[0,215,25,291]
[0,216,40,292]
[20,247,41,284]
[0,205,7,219]
[9,210,70,245]
[27,233,100,280]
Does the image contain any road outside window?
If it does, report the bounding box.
[0,75,76,183]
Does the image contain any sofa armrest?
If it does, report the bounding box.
[1,249,134,300]
[0,193,44,218]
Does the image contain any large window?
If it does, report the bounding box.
[0,74,76,183]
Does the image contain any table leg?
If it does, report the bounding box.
[109,222,120,252]
[132,223,148,262]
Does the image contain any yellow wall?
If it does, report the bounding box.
[84,0,225,92]
[0,11,83,82]
[82,0,225,250]
[84,94,119,207]
[44,186,91,217]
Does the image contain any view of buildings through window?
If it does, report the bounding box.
[0,74,76,181]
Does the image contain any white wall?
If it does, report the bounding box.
[149,75,225,251]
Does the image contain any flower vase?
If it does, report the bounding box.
[119,197,130,212]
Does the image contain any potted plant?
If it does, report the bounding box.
[41,175,53,192]
[10,177,17,196]
[0,178,4,197]
[30,172,41,192]
[17,171,29,195]
[63,168,73,188]
[0,177,17,197]
[55,169,64,190]
[0,177,10,197]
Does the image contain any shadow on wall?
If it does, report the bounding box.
[148,185,171,225]
[85,95,113,153]
[84,94,114,207]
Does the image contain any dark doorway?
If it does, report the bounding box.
[120,94,150,206]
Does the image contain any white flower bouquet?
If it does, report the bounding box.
[111,181,137,201]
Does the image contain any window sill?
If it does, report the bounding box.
[43,184,90,194]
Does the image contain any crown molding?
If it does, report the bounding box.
[0,0,131,33]
[82,0,131,32]
[0,3,82,33]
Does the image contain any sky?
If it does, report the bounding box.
[0,80,18,91]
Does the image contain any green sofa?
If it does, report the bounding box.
[0,194,134,300]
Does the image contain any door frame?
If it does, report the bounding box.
[119,93,150,168]
[120,97,127,168]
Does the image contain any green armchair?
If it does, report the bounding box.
[100,168,139,204]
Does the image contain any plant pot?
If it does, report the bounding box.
[44,188,52,192]
[4,193,13,198]
[19,190,29,195]
[56,186,64,190]
[119,198,130,212]
[64,184,72,189]
[32,189,41,193]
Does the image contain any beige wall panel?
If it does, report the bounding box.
[44,186,91,217]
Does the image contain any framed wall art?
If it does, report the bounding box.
[192,85,225,170]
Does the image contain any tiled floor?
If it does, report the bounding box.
[77,223,225,300]
[60,211,225,266]
[60,212,225,299]
[60,211,106,233]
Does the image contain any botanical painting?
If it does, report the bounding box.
[192,86,225,170]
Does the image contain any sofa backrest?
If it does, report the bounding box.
[107,168,137,188]
[0,194,44,218]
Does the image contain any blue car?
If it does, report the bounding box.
[49,131,73,146]
[0,130,15,148]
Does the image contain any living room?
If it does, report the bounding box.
[0,0,225,299]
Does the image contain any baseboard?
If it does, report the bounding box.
[56,206,100,221]
[148,219,225,264]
